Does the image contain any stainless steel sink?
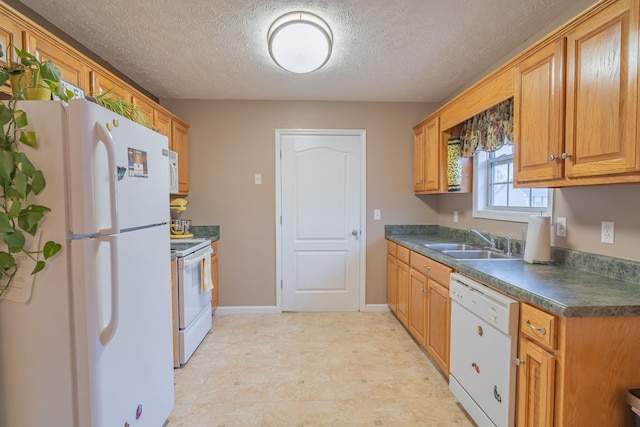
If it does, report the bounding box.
[441,249,520,260]
[424,243,481,251]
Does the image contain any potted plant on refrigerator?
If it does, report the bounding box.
[1,46,71,101]
[0,45,67,297]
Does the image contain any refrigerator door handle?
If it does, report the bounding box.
[98,235,120,347]
[94,122,120,235]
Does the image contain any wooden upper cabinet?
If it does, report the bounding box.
[23,32,89,93]
[564,0,639,179]
[154,109,172,138]
[131,95,155,128]
[413,117,440,194]
[413,126,425,192]
[171,119,190,195]
[90,70,132,102]
[514,39,566,185]
[0,16,24,96]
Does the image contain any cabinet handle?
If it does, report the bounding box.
[515,358,525,366]
[549,154,558,161]
[525,319,547,335]
[561,152,571,160]
[423,265,431,272]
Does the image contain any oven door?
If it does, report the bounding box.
[177,246,213,329]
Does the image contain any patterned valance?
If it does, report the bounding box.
[460,98,514,157]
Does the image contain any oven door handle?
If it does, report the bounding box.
[182,249,213,267]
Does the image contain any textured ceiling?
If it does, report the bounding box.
[19,0,589,102]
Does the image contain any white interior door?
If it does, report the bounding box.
[278,130,365,312]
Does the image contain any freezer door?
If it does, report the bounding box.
[67,99,170,235]
[70,225,174,427]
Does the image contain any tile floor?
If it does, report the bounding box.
[167,312,474,427]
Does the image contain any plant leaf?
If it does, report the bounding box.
[14,152,35,177]
[13,169,27,198]
[31,169,46,194]
[0,149,14,185]
[13,109,27,129]
[0,212,12,233]
[0,104,13,125]
[4,230,25,253]
[18,130,38,148]
[8,199,21,219]
[43,240,61,259]
[31,260,46,274]
[0,252,16,270]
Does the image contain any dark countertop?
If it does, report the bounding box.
[190,225,220,242]
[386,233,640,318]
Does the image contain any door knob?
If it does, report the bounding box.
[351,230,359,236]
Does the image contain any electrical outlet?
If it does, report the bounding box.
[373,209,381,220]
[556,217,567,237]
[254,174,262,185]
[601,221,615,244]
[453,211,459,223]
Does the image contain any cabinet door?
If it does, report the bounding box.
[131,95,155,129]
[172,120,190,194]
[517,337,555,427]
[413,126,425,192]
[564,0,640,178]
[211,242,218,311]
[23,32,88,92]
[386,253,398,311]
[154,109,172,139]
[395,261,410,328]
[0,16,24,96]
[90,70,132,102]
[422,117,441,192]
[408,268,427,345]
[426,279,450,375]
[514,39,566,184]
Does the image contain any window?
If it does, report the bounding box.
[473,144,552,222]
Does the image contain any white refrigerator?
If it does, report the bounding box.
[0,99,175,427]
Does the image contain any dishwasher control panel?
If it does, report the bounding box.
[449,273,519,336]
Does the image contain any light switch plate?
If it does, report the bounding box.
[373,209,381,220]
[254,174,262,185]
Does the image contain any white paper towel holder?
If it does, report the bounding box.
[523,215,552,264]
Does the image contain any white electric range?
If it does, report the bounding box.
[170,238,212,367]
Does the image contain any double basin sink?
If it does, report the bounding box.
[424,243,521,261]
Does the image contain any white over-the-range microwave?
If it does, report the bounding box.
[166,149,179,194]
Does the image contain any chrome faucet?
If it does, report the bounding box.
[470,229,496,249]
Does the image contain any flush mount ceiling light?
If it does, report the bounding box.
[268,11,333,74]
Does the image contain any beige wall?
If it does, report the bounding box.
[161,100,438,307]
[437,184,640,262]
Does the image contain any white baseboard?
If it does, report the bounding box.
[214,306,278,315]
[215,305,390,314]
[365,304,390,312]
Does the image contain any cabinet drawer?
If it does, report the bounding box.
[520,303,557,349]
[396,245,410,264]
[386,241,397,257]
[410,251,452,286]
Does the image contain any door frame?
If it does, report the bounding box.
[275,129,367,313]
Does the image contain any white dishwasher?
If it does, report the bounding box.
[449,273,519,427]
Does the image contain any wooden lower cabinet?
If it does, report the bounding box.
[395,260,410,328]
[385,241,452,376]
[516,304,640,426]
[517,336,556,426]
[426,279,450,376]
[386,253,398,311]
[408,268,427,344]
[210,241,218,311]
